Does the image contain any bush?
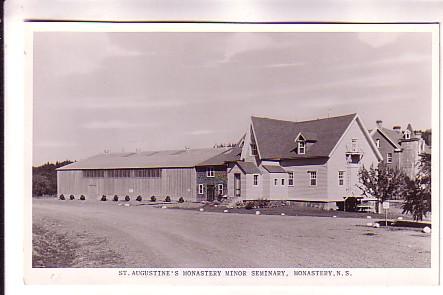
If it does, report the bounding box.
[344,197,358,212]
[59,194,65,200]
[125,195,130,201]
[256,199,270,208]
[101,195,107,201]
[150,195,156,202]
[136,195,142,201]
[245,201,255,210]
[178,197,184,203]
[165,196,171,202]
[113,195,119,201]
[69,194,75,200]
[80,195,85,200]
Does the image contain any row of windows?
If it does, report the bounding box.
[83,169,162,178]
[198,184,224,195]
[251,171,345,187]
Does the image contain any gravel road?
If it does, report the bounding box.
[32,199,431,268]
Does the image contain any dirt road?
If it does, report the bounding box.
[32,199,431,268]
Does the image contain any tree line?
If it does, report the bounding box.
[32,161,74,196]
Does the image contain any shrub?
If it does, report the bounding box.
[80,195,85,200]
[136,195,142,201]
[245,201,255,210]
[101,195,107,201]
[113,195,119,202]
[256,199,270,208]
[150,195,156,202]
[125,195,130,201]
[165,196,171,202]
[69,194,75,200]
[59,194,65,200]
[178,197,184,203]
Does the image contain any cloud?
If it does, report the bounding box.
[82,120,157,129]
[185,129,216,135]
[357,33,400,48]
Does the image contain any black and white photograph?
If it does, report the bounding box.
[25,23,438,284]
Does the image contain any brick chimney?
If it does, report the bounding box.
[393,126,401,133]
[376,120,383,128]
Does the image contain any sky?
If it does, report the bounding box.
[32,31,433,165]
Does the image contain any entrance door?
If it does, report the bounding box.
[234,173,241,197]
[207,185,215,201]
[87,184,97,200]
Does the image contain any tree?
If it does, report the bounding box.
[402,154,431,221]
[358,162,407,213]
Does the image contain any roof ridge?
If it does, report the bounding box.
[251,113,356,124]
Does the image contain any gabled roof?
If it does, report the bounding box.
[235,161,262,174]
[196,147,242,166]
[371,127,402,150]
[57,148,231,170]
[262,165,287,173]
[251,114,356,160]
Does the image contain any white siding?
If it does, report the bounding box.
[281,158,329,201]
[327,119,379,201]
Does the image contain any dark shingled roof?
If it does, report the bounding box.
[196,147,242,166]
[236,161,262,174]
[379,127,402,148]
[262,165,287,173]
[251,114,356,160]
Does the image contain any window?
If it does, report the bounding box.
[351,138,358,152]
[281,178,285,186]
[387,153,393,163]
[198,184,204,194]
[404,130,411,140]
[274,179,278,186]
[107,169,130,178]
[309,171,317,186]
[217,184,224,196]
[250,143,258,156]
[288,172,294,186]
[206,168,215,177]
[297,141,306,154]
[253,174,259,186]
[83,170,104,178]
[338,171,345,186]
[134,168,161,178]
[376,139,380,148]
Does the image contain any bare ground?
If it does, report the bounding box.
[32,198,431,268]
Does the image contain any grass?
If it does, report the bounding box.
[33,218,124,268]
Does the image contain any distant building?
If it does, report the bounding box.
[370,120,430,179]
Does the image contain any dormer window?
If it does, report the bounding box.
[376,139,380,148]
[297,140,306,154]
[404,130,411,140]
[250,143,258,156]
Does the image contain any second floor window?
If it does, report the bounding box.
[206,168,215,177]
[387,153,393,164]
[338,171,344,186]
[198,184,204,194]
[376,139,380,148]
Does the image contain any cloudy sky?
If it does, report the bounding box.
[32,31,432,165]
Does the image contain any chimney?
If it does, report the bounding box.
[376,120,383,128]
[393,126,401,133]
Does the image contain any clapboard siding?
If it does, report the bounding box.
[57,168,196,201]
[227,165,246,200]
[327,119,379,201]
[280,158,328,201]
[267,172,289,200]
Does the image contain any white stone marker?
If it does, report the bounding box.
[366,223,373,227]
[373,223,380,228]
[199,208,204,212]
[223,209,229,213]
[255,211,261,215]
[422,226,431,234]
[281,213,286,216]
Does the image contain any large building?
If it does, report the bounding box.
[227,113,382,208]
[370,120,430,179]
[57,113,383,208]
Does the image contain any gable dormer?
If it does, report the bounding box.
[295,133,306,155]
[404,130,411,140]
